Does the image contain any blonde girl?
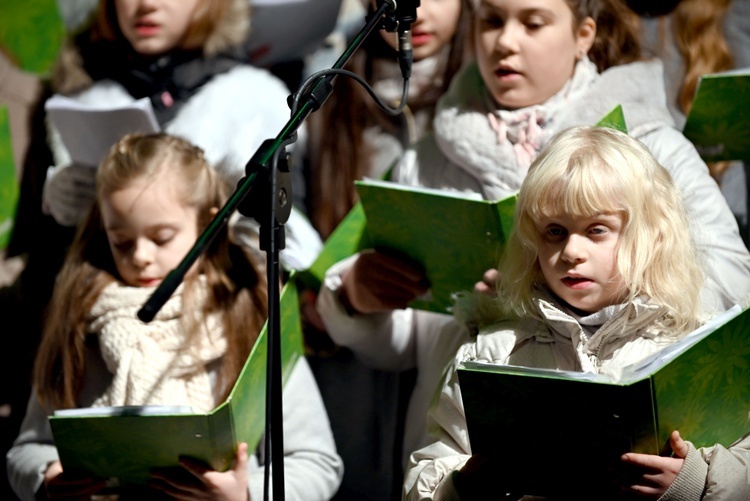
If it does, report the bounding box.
[405,126,750,500]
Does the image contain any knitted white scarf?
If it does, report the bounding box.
[87,277,226,413]
[433,57,599,198]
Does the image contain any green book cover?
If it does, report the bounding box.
[0,106,18,249]
[595,104,627,133]
[683,69,750,161]
[49,280,304,486]
[295,201,370,292]
[457,305,749,496]
[355,179,517,314]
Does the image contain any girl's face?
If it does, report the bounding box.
[474,0,595,109]
[536,211,627,313]
[100,166,202,288]
[380,0,462,61]
[115,0,201,56]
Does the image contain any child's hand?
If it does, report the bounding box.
[42,162,98,227]
[474,268,500,296]
[43,460,108,499]
[150,442,250,500]
[340,250,429,314]
[619,430,688,498]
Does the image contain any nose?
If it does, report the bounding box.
[560,234,587,263]
[132,238,155,269]
[414,2,427,26]
[496,21,521,54]
[136,0,157,14]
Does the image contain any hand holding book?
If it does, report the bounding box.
[338,249,429,314]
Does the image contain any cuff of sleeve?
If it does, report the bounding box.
[659,442,707,501]
[316,254,394,347]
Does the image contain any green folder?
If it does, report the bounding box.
[355,179,517,314]
[49,280,304,486]
[457,305,750,497]
[683,69,750,161]
[595,104,627,133]
[295,201,370,292]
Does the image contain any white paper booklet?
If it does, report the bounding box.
[45,95,160,168]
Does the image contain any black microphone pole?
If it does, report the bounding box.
[137,1,401,499]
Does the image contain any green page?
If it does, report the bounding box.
[683,69,750,161]
[0,106,18,249]
[355,179,517,314]
[295,201,370,292]
[457,306,749,497]
[49,280,304,486]
[595,104,627,133]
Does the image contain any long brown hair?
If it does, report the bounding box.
[308,0,472,239]
[673,0,733,181]
[566,0,643,71]
[672,0,733,114]
[34,133,268,410]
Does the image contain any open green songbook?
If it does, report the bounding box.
[457,305,750,496]
[355,180,517,314]
[683,69,750,161]
[49,280,303,486]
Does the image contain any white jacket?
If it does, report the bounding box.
[404,293,750,500]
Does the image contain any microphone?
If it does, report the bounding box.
[394,0,419,80]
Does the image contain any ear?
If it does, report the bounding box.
[575,16,596,58]
[209,207,219,217]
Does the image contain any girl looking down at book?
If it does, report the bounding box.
[404,125,750,500]
[315,0,750,470]
[6,133,343,501]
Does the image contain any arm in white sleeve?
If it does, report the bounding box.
[641,127,750,311]
[316,254,419,372]
[6,392,59,501]
[403,354,474,501]
[660,433,750,501]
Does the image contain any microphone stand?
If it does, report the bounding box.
[137,1,403,499]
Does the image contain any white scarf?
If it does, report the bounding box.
[87,277,226,413]
[433,57,599,198]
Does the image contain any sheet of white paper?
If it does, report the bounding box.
[45,95,160,168]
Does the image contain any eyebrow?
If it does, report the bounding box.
[479,1,556,15]
[104,222,180,233]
